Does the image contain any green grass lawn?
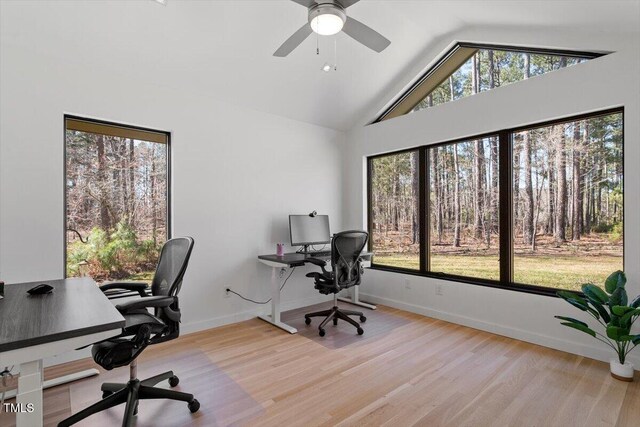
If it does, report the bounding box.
[373,254,622,291]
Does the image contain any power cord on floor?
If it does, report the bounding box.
[226,267,296,305]
[0,366,15,413]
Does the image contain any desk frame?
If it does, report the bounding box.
[257,253,376,334]
[256,264,298,334]
[0,329,121,427]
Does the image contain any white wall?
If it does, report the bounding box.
[0,18,342,349]
[343,25,640,365]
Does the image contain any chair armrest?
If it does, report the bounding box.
[115,296,175,313]
[99,282,149,297]
[304,257,329,275]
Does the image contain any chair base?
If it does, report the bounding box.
[305,305,366,336]
[57,369,199,427]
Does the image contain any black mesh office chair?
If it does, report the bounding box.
[304,230,369,337]
[59,237,198,427]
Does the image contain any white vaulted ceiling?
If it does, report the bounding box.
[1,0,638,131]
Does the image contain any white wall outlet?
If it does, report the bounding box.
[224,288,231,298]
[404,278,411,290]
[435,284,444,296]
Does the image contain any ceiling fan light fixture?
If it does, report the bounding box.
[309,4,346,36]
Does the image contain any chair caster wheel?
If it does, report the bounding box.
[169,375,180,387]
[188,399,200,413]
[333,318,338,326]
[359,316,367,323]
[102,391,112,399]
[305,317,311,325]
[319,328,326,337]
[357,328,364,335]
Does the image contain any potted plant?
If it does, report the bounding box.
[555,270,640,381]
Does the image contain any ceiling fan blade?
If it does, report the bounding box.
[290,0,316,7]
[342,16,390,53]
[273,23,313,57]
[339,0,361,8]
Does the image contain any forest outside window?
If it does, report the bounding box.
[369,150,420,270]
[511,112,623,291]
[429,136,500,281]
[367,109,624,295]
[65,117,170,282]
[376,43,602,122]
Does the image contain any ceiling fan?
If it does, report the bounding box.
[274,0,391,57]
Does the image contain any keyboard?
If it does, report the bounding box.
[306,251,331,257]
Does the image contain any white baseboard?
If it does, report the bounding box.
[181,294,331,334]
[359,292,640,367]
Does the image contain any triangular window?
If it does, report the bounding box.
[375,43,604,122]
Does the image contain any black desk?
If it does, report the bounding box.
[0,277,125,427]
[258,252,332,267]
[258,251,372,267]
[256,252,375,333]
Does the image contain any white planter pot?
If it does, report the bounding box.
[610,358,634,382]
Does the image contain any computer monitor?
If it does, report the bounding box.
[289,214,331,247]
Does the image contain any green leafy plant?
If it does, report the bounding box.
[66,220,162,280]
[556,270,640,364]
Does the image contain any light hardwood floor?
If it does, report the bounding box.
[2,302,639,426]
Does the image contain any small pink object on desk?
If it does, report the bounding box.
[276,243,284,256]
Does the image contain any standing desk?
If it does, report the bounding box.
[0,277,125,427]
[257,252,375,334]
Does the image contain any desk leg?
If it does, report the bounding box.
[16,359,43,427]
[338,286,377,310]
[258,267,298,334]
[2,369,100,401]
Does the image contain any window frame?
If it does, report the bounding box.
[63,114,172,279]
[367,107,624,297]
[373,42,606,124]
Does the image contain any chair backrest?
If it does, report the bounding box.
[151,237,194,298]
[331,230,368,290]
[150,237,194,339]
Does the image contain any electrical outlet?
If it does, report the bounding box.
[224,288,231,298]
[404,278,411,290]
[435,284,444,296]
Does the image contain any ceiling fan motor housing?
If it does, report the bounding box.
[308,2,347,35]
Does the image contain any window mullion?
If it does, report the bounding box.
[367,157,373,253]
[499,130,513,285]
[420,147,429,272]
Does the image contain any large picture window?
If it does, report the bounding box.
[512,113,623,291]
[367,109,623,295]
[429,137,500,281]
[369,150,420,270]
[65,116,170,282]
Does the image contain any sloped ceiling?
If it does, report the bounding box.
[1,0,638,131]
